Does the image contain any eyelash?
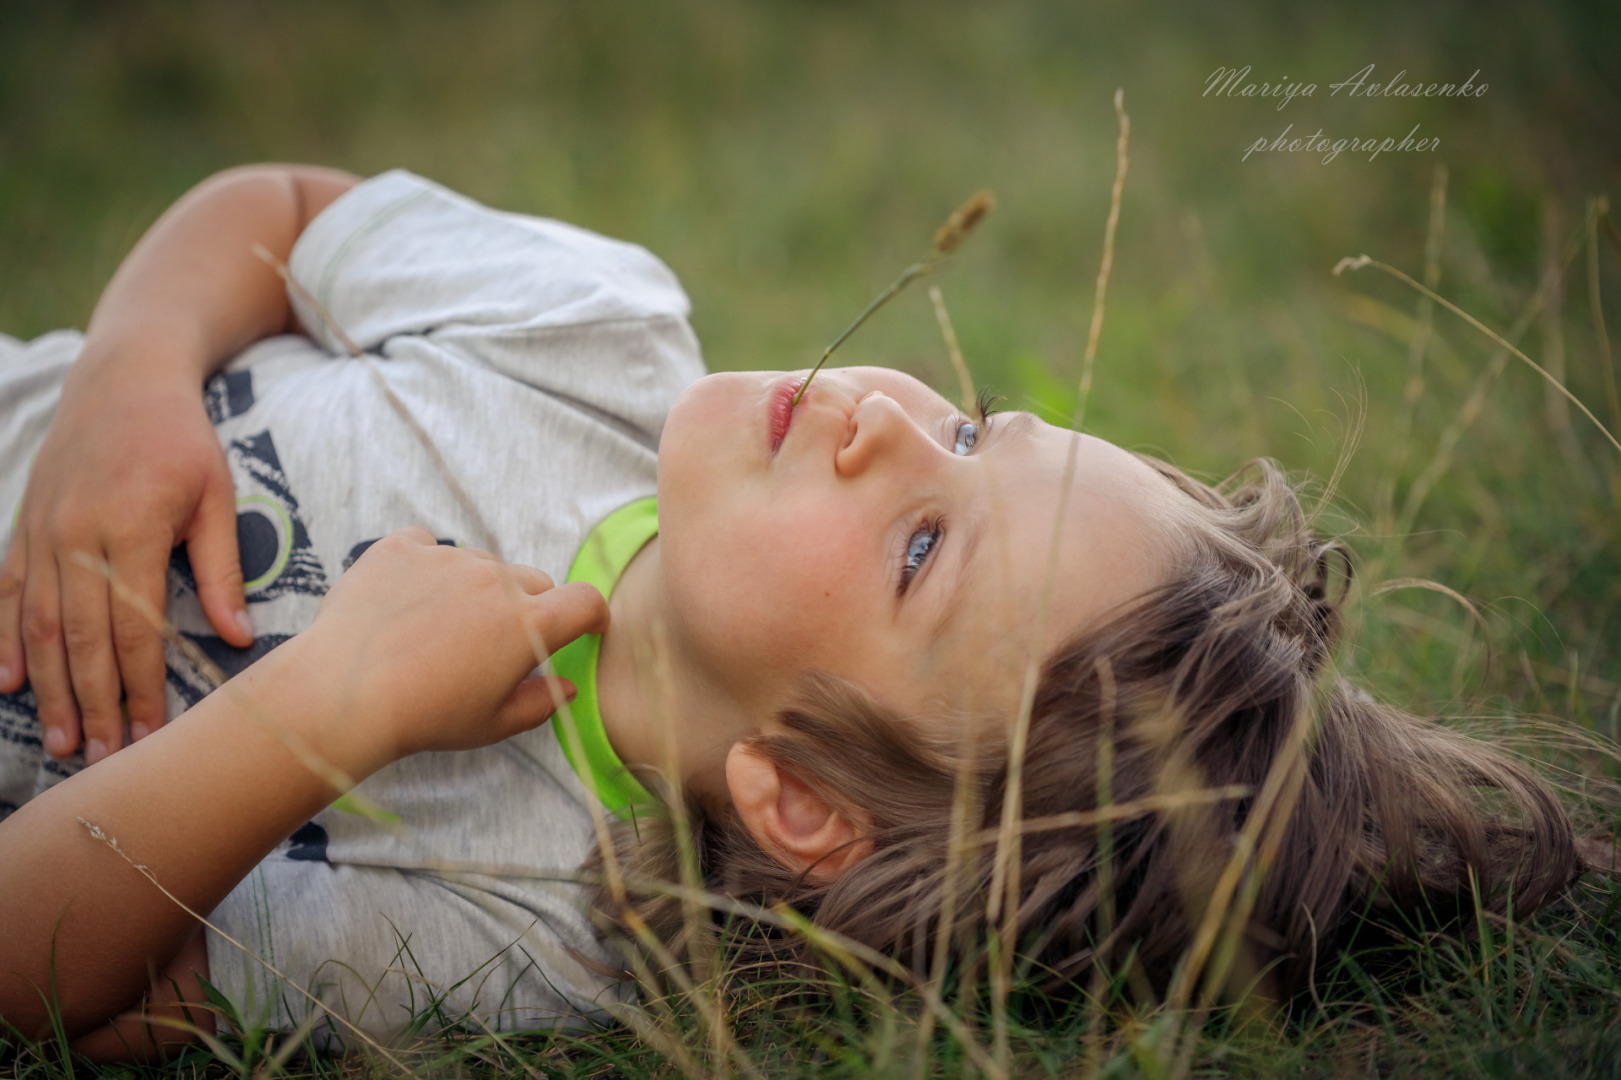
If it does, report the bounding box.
[896,392,1002,596]
[975,388,1003,423]
[898,517,943,596]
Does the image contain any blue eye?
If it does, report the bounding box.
[951,391,999,456]
[899,520,942,595]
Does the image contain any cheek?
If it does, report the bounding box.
[693,497,874,654]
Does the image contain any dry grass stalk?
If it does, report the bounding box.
[1003,784,1251,840]
[1161,664,1331,1079]
[252,241,502,557]
[1374,164,1447,535]
[1540,199,1596,485]
[257,237,602,851]
[250,242,364,359]
[1082,658,1119,1077]
[1371,577,1493,655]
[984,431,1086,1072]
[1356,213,1597,541]
[928,284,977,415]
[71,558,592,1043]
[791,189,995,407]
[1334,254,1621,458]
[70,541,608,1050]
[538,595,758,1079]
[75,818,411,1068]
[1588,196,1620,434]
[1073,88,1130,432]
[70,551,400,824]
[592,871,1010,1080]
[989,87,1128,1070]
[1397,352,1508,540]
[911,612,995,1077]
[642,620,763,1080]
[604,991,717,1080]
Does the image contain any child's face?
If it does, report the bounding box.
[655,366,1189,739]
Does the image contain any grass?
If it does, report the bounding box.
[2,0,1620,1076]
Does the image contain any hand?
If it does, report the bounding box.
[0,362,252,763]
[296,528,609,760]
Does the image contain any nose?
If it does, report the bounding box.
[834,391,931,478]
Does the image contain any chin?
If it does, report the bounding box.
[657,372,758,535]
[665,371,750,432]
[659,375,718,466]
[661,372,775,461]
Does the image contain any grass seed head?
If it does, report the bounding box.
[933,190,996,255]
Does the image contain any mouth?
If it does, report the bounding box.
[768,376,803,454]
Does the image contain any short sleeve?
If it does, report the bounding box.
[284,170,704,434]
[205,855,627,1047]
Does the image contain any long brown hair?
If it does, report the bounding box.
[588,457,1579,1000]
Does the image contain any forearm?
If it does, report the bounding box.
[70,164,359,389]
[0,527,599,1043]
[0,636,392,1040]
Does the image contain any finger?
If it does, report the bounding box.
[351,527,434,570]
[58,547,125,764]
[528,580,610,651]
[0,534,27,693]
[20,551,78,758]
[109,542,174,741]
[494,675,578,736]
[386,525,437,549]
[508,565,556,595]
[188,470,253,648]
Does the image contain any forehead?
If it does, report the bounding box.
[909,417,1186,718]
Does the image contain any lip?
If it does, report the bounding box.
[768,376,803,454]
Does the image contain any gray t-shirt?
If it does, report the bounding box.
[0,170,705,1042]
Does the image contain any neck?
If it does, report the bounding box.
[595,536,737,813]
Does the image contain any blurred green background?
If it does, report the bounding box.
[1,0,1617,729]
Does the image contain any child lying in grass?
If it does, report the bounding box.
[0,165,1579,1059]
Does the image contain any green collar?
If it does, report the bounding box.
[549,496,660,820]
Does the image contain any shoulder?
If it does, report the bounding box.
[311,171,688,315]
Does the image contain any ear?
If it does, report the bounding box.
[725,742,875,884]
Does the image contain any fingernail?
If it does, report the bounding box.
[131,721,151,742]
[86,738,108,765]
[236,609,255,641]
[43,726,69,757]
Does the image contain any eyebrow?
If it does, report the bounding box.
[924,410,1039,647]
[994,410,1040,446]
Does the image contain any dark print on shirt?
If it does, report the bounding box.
[203,369,255,425]
[227,431,327,601]
[286,819,330,862]
[0,684,97,808]
[0,685,47,816]
[164,428,330,709]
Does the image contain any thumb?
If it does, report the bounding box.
[494,675,578,735]
[187,472,253,647]
[528,581,611,659]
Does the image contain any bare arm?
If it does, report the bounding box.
[0,165,360,764]
[77,164,360,382]
[0,529,609,1051]
[1,639,378,1052]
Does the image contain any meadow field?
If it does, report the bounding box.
[1,0,1618,1076]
